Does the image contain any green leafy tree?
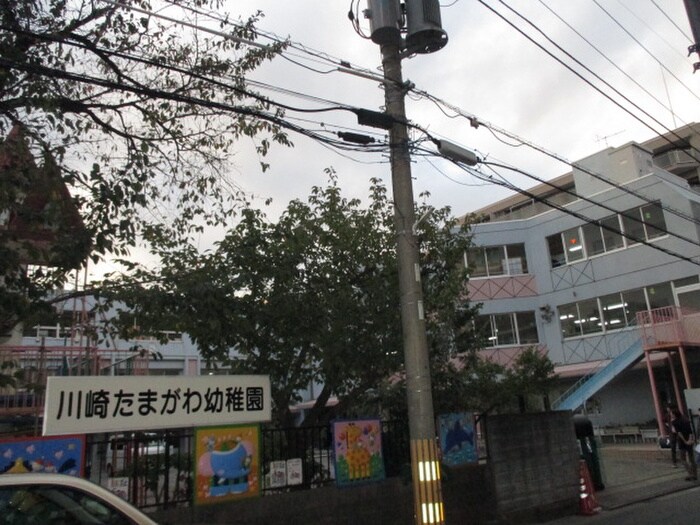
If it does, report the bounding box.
[107,173,480,426]
[0,1,289,335]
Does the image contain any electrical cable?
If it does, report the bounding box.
[479,160,700,249]
[411,88,700,229]
[444,157,700,267]
[10,1,700,236]
[538,0,695,132]
[649,0,694,44]
[0,24,396,140]
[486,0,700,161]
[156,0,384,83]
[591,0,699,102]
[614,0,692,63]
[0,55,387,158]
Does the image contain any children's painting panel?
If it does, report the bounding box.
[194,424,261,505]
[0,434,85,476]
[332,419,385,487]
[438,412,478,466]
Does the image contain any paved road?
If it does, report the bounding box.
[548,484,700,524]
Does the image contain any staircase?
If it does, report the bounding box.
[553,339,644,411]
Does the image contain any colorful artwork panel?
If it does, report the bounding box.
[194,425,261,505]
[438,412,478,466]
[332,419,385,487]
[0,435,85,476]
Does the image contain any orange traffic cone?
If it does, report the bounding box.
[579,459,601,516]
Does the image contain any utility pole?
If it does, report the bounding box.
[365,2,447,523]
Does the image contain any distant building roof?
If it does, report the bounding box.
[461,123,700,223]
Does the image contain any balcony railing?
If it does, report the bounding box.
[636,306,700,349]
[0,345,149,417]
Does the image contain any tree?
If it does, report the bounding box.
[382,345,557,419]
[0,1,290,334]
[106,173,481,426]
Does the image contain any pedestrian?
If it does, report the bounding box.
[664,406,678,467]
[671,408,697,481]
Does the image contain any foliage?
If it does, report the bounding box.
[106,173,480,426]
[0,0,289,335]
[382,345,558,419]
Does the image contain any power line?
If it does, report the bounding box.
[484,0,700,160]
[447,158,700,267]
[479,160,700,249]
[649,0,694,43]
[0,55,388,158]
[0,24,398,152]
[155,0,385,86]
[410,90,700,228]
[614,0,692,63]
[591,0,699,103]
[415,138,700,254]
[537,0,692,131]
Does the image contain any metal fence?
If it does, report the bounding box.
[86,430,194,510]
[83,420,413,510]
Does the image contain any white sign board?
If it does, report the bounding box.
[684,388,700,415]
[43,375,271,436]
[269,460,287,488]
[286,458,303,486]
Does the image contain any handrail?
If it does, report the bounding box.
[552,330,643,411]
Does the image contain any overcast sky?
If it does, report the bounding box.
[218,0,699,217]
[90,0,700,278]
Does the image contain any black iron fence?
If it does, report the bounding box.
[85,430,193,510]
[82,418,488,511]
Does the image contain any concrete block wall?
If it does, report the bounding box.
[486,411,580,522]
[152,464,496,524]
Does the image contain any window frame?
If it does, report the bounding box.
[467,243,529,278]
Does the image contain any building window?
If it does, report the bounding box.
[600,215,624,251]
[578,298,602,335]
[515,311,538,344]
[467,247,488,277]
[547,235,566,268]
[558,300,602,338]
[620,210,646,246]
[647,282,674,309]
[622,288,647,324]
[546,202,666,268]
[476,311,539,347]
[582,222,605,256]
[600,293,627,328]
[485,246,504,276]
[558,303,580,338]
[640,202,667,239]
[467,243,529,278]
[506,244,528,274]
[563,227,584,262]
[559,281,677,338]
[547,228,583,267]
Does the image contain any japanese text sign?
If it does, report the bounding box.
[43,375,271,436]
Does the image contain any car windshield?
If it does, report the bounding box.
[0,484,133,524]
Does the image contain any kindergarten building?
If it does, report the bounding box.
[464,123,700,433]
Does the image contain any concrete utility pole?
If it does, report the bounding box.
[365,1,448,524]
[381,42,443,524]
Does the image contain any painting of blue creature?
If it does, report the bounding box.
[194,425,260,505]
[438,413,478,466]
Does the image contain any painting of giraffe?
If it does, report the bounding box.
[332,419,385,487]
